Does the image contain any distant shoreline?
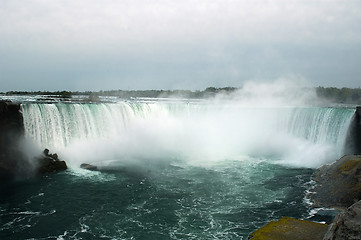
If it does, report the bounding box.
[1,86,361,104]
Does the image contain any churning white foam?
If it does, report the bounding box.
[21,81,355,169]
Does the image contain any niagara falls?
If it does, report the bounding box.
[1,83,361,239]
[1,0,361,239]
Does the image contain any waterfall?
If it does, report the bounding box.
[286,107,354,156]
[21,101,355,168]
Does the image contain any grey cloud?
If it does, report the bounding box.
[0,0,361,90]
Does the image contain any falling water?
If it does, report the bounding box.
[21,101,354,168]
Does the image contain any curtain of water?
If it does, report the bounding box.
[21,102,355,167]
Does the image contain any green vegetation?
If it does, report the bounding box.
[59,91,72,98]
[3,87,238,100]
[316,87,361,104]
[337,159,361,176]
[4,90,72,99]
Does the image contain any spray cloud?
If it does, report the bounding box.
[21,80,353,169]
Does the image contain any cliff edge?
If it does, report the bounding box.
[0,101,67,179]
[0,100,27,179]
[311,155,361,209]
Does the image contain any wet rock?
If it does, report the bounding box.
[323,200,361,240]
[36,149,67,175]
[43,148,59,161]
[80,163,98,171]
[248,217,328,240]
[311,155,361,209]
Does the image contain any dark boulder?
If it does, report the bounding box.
[311,155,361,209]
[80,163,98,171]
[323,200,361,240]
[36,149,67,175]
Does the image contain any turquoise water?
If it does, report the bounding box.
[0,100,356,239]
[1,158,313,239]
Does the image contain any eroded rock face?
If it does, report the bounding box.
[311,155,361,209]
[323,200,361,240]
[0,101,28,180]
[344,106,361,155]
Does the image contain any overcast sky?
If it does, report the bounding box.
[0,0,361,91]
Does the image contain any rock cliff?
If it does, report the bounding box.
[312,155,361,209]
[0,100,28,179]
[344,106,361,155]
[0,101,67,179]
[323,200,361,240]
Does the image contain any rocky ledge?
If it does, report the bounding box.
[311,155,361,209]
[249,155,361,240]
[248,217,328,240]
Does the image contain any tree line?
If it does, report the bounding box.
[315,87,361,104]
[2,87,238,100]
[2,87,361,104]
